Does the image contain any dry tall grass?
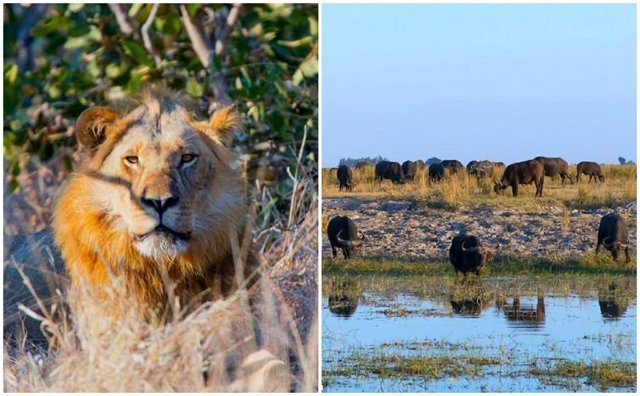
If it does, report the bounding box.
[4,155,318,392]
[322,164,636,210]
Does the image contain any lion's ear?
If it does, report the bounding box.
[209,105,239,146]
[76,107,119,150]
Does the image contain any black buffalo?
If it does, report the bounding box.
[327,216,364,259]
[466,160,478,173]
[494,160,544,197]
[449,235,491,277]
[375,161,405,183]
[402,160,416,181]
[355,161,370,171]
[337,165,353,191]
[596,213,630,262]
[415,160,426,171]
[533,156,573,184]
[577,161,605,183]
[493,161,506,168]
[428,162,445,183]
[468,160,494,180]
[441,159,464,174]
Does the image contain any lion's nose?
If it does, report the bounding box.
[141,195,179,214]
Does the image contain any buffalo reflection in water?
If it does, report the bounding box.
[449,281,489,317]
[500,295,546,329]
[328,279,361,318]
[598,281,630,321]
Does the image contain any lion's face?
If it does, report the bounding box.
[73,95,243,262]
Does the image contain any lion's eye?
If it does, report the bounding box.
[124,156,139,165]
[181,154,197,164]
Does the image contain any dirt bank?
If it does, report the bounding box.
[323,197,637,259]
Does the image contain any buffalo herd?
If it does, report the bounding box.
[332,156,612,198]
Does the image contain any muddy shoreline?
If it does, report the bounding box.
[322,197,637,259]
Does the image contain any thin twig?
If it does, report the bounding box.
[141,3,161,67]
[108,4,135,37]
[215,4,242,56]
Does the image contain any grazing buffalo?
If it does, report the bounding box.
[337,165,353,191]
[492,161,506,168]
[449,235,491,277]
[327,216,364,259]
[596,213,630,262]
[468,160,494,180]
[428,162,445,183]
[415,160,426,171]
[402,160,416,181]
[441,159,464,174]
[375,161,405,183]
[494,160,544,197]
[355,162,370,171]
[577,161,605,183]
[329,167,337,175]
[533,156,573,184]
[466,160,478,173]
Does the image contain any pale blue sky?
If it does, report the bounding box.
[322,4,636,166]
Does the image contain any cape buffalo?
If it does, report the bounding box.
[441,159,464,174]
[355,162,370,171]
[493,161,506,168]
[468,160,494,180]
[449,235,491,277]
[327,216,364,259]
[415,160,426,171]
[375,161,405,183]
[494,160,544,197]
[533,156,573,184]
[577,161,605,183]
[596,213,630,262]
[337,165,353,191]
[466,160,478,173]
[429,162,445,183]
[402,160,416,181]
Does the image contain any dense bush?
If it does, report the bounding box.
[4,4,317,226]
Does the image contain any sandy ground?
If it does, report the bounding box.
[322,197,637,259]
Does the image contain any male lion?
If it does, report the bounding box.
[52,88,260,312]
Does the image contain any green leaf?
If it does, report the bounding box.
[68,3,85,12]
[32,16,70,36]
[122,39,154,67]
[128,3,144,18]
[185,78,204,98]
[9,179,19,193]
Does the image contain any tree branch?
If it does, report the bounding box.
[141,3,161,67]
[180,5,235,109]
[179,5,213,68]
[214,4,242,57]
[108,4,135,37]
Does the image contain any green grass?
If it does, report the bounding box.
[323,254,637,277]
[530,360,637,391]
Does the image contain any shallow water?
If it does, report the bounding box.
[322,275,636,392]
